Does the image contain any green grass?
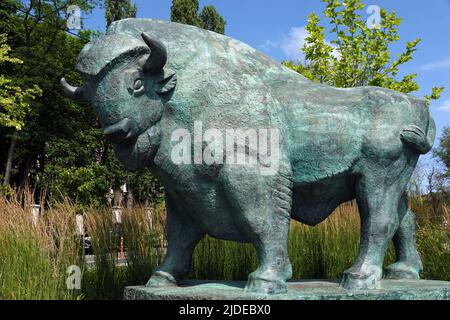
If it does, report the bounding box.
[0,193,83,299]
[0,191,448,300]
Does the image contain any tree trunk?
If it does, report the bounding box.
[3,131,18,186]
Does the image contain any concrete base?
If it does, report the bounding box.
[124,279,450,300]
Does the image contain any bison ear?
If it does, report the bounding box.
[154,69,177,95]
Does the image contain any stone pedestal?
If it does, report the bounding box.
[124,279,450,300]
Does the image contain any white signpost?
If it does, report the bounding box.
[31,204,40,226]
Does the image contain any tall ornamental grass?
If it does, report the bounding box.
[0,191,82,299]
[0,190,448,300]
[82,204,164,299]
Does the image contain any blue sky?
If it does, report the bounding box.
[81,0,450,145]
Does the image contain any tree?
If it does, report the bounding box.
[170,0,201,27]
[199,5,225,35]
[0,33,41,185]
[283,0,443,104]
[435,127,450,175]
[431,129,450,222]
[104,0,137,27]
[0,0,98,190]
[0,1,164,207]
[171,0,226,34]
[128,168,164,205]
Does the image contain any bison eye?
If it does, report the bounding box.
[134,79,143,90]
[132,78,145,96]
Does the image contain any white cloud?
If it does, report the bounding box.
[261,26,339,61]
[436,99,450,112]
[420,58,450,71]
[279,27,310,61]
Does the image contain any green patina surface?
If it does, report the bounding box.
[124,280,450,300]
[62,18,440,295]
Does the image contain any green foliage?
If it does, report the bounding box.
[199,5,226,35]
[435,127,450,175]
[128,168,164,204]
[39,164,110,209]
[171,0,226,34]
[283,0,443,103]
[0,179,13,197]
[0,33,41,131]
[0,1,99,188]
[425,85,445,106]
[104,0,137,27]
[171,0,202,27]
[0,1,162,208]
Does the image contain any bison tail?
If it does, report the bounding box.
[400,111,436,155]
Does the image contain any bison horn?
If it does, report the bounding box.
[141,32,167,74]
[60,78,87,102]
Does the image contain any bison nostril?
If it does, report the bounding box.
[104,118,139,144]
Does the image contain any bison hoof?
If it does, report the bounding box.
[146,271,177,287]
[385,262,420,280]
[341,266,382,290]
[244,272,287,295]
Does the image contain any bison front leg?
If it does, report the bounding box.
[147,193,205,287]
[221,164,293,294]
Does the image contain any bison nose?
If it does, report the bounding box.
[104,118,139,145]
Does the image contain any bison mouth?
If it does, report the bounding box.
[103,118,140,146]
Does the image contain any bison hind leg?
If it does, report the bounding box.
[385,193,422,280]
[341,158,416,290]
